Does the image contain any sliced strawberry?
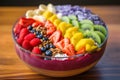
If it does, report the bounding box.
[22,40,32,50]
[55,38,69,50]
[19,17,35,27]
[14,23,23,34]
[63,44,75,56]
[44,20,56,35]
[19,28,29,39]
[47,26,56,35]
[44,20,54,28]
[32,47,41,54]
[24,33,35,41]
[49,30,62,45]
[30,38,41,47]
[32,21,44,27]
[76,47,85,54]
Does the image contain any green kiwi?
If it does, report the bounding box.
[94,25,107,36]
[71,20,80,27]
[61,16,70,23]
[68,15,77,20]
[81,24,94,32]
[84,31,101,45]
[95,31,106,42]
[80,19,94,25]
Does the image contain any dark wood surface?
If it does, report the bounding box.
[0,6,120,80]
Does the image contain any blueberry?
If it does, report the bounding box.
[40,47,46,52]
[42,37,48,41]
[49,44,55,48]
[30,29,36,33]
[45,50,52,56]
[37,34,43,39]
[36,31,40,35]
[27,25,33,30]
[46,44,50,49]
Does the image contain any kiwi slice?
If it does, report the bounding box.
[84,31,101,45]
[68,15,77,20]
[80,19,94,25]
[95,31,106,42]
[81,24,94,32]
[61,16,70,23]
[94,25,107,36]
[71,20,80,27]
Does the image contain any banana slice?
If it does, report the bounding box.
[47,3,56,13]
[25,10,34,18]
[39,4,47,12]
[33,9,43,15]
[33,15,46,22]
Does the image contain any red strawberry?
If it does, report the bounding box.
[22,40,32,50]
[19,28,29,39]
[14,23,23,34]
[76,47,85,54]
[63,44,75,56]
[24,33,35,41]
[19,17,35,27]
[45,20,56,35]
[32,21,44,27]
[47,26,56,35]
[49,30,62,45]
[32,47,41,54]
[30,38,41,47]
[44,20,53,28]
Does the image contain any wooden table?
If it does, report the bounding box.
[0,6,120,79]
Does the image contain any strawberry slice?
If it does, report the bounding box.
[63,44,75,56]
[30,38,41,47]
[32,21,44,27]
[19,28,29,39]
[55,38,75,56]
[45,20,56,35]
[22,40,32,50]
[55,38,69,50]
[49,30,62,45]
[19,17,35,27]
[24,33,35,41]
[76,47,85,54]
[44,20,54,28]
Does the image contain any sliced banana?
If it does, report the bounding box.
[26,10,34,18]
[39,4,47,12]
[33,9,43,15]
[47,3,56,13]
[33,15,46,22]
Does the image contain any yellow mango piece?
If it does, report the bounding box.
[57,22,66,30]
[53,19,62,28]
[48,14,58,22]
[60,23,72,35]
[85,44,92,52]
[64,27,78,39]
[75,38,95,51]
[70,32,83,46]
[42,11,53,19]
[86,44,98,52]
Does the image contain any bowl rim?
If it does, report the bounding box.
[12,17,108,59]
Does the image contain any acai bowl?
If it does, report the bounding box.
[12,4,108,77]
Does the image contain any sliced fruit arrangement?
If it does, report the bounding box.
[13,3,107,60]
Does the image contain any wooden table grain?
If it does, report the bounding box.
[0,6,120,80]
